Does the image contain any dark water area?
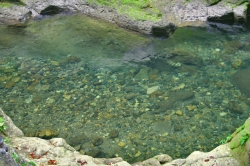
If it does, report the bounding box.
[0,13,250,163]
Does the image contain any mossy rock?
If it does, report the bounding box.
[230,117,250,166]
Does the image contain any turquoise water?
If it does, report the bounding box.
[0,14,250,163]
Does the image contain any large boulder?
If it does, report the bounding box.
[0,108,23,137]
[158,0,249,26]
[10,137,130,166]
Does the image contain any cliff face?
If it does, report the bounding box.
[0,0,249,36]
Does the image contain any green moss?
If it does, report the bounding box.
[0,2,11,7]
[0,117,7,132]
[87,0,162,21]
[227,118,250,166]
[0,0,25,7]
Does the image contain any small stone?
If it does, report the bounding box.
[91,136,103,146]
[125,93,137,100]
[175,110,183,116]
[118,141,126,148]
[186,105,197,111]
[4,68,15,73]
[46,98,55,104]
[0,77,6,82]
[220,112,227,116]
[5,81,15,88]
[51,60,59,66]
[109,129,119,138]
[63,94,71,100]
[164,115,171,121]
[12,77,21,83]
[147,86,160,95]
[231,59,242,68]
[134,151,141,157]
[41,84,50,91]
[38,129,59,139]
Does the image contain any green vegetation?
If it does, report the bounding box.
[0,0,25,7]
[12,152,36,166]
[87,0,162,21]
[220,125,245,145]
[236,125,245,133]
[220,134,233,144]
[0,2,11,7]
[0,117,7,132]
[240,132,250,146]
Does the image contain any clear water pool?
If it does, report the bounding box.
[0,13,250,163]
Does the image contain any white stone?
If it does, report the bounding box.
[147,86,160,95]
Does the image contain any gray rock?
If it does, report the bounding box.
[0,108,23,137]
[0,0,176,36]
[160,0,248,26]
[0,152,19,166]
[1,0,248,36]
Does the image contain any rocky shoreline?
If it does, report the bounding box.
[1,107,249,165]
[0,0,250,37]
[1,0,250,165]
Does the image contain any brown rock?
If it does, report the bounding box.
[5,81,15,88]
[38,129,59,139]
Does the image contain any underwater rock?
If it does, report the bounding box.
[134,68,152,80]
[230,68,250,98]
[168,48,203,66]
[173,123,184,131]
[67,133,89,147]
[147,86,160,95]
[152,121,172,133]
[91,136,103,146]
[5,81,15,89]
[156,91,194,113]
[109,129,119,138]
[229,101,244,114]
[85,147,101,157]
[38,129,59,139]
[59,56,81,66]
[125,93,137,100]
[231,59,243,68]
[118,141,126,148]
[223,41,244,54]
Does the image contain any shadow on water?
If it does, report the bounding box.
[1,14,250,163]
